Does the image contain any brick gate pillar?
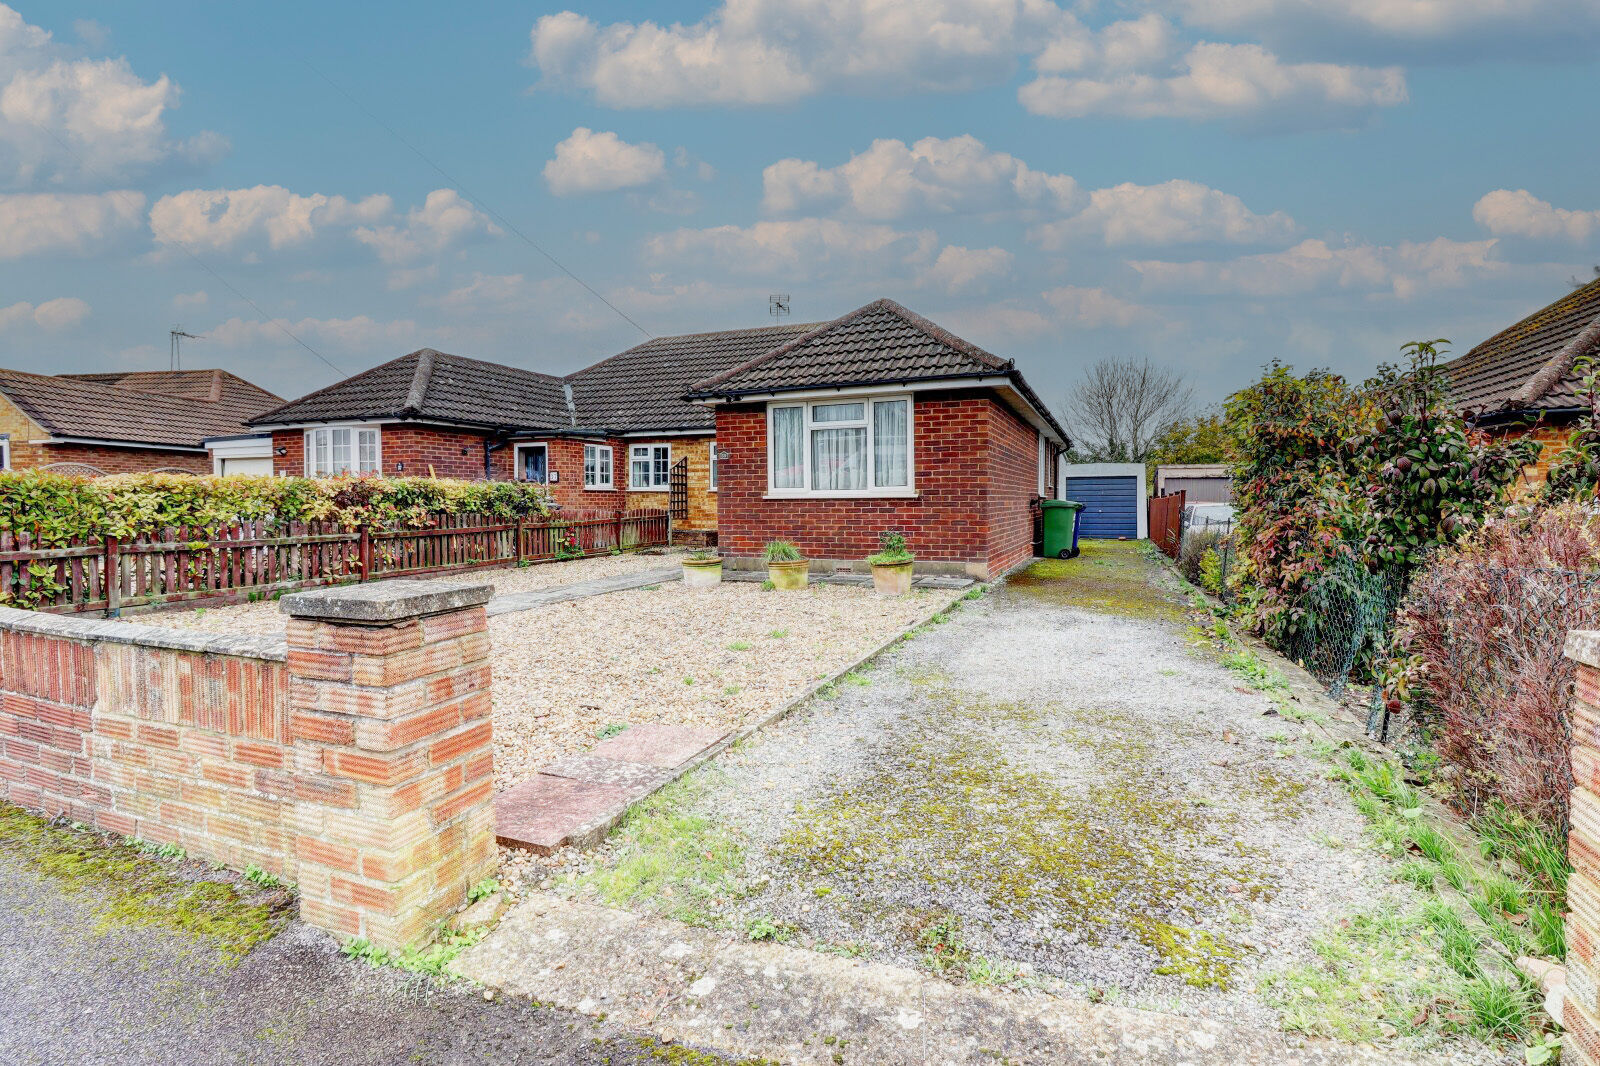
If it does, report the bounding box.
[1564,632,1600,1062]
[283,579,496,949]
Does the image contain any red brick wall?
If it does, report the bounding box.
[716,392,1033,576]
[505,437,629,512]
[275,425,492,479]
[272,429,303,477]
[25,443,211,475]
[1486,422,1571,490]
[986,404,1045,578]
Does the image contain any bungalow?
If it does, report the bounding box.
[249,298,1069,579]
[0,368,281,476]
[1445,275,1600,482]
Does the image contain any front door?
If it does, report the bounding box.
[520,445,548,484]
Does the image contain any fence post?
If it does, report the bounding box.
[615,512,624,552]
[358,523,371,583]
[104,536,121,618]
[514,516,525,567]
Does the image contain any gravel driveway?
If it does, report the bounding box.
[562,542,1493,1058]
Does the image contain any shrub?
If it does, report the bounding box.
[763,539,803,562]
[1177,524,1230,591]
[1398,503,1600,832]
[866,530,913,566]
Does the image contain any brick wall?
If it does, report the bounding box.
[1564,631,1600,1063]
[1487,422,1572,489]
[0,579,497,950]
[505,436,632,513]
[623,435,717,533]
[1,393,210,474]
[715,392,1025,578]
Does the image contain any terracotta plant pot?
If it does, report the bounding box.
[871,560,914,596]
[682,557,723,588]
[766,558,810,590]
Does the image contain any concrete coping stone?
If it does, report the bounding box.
[0,605,287,662]
[281,578,493,624]
[1569,630,1600,670]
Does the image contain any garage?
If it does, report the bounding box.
[1060,462,1147,540]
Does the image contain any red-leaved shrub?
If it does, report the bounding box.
[1399,504,1600,832]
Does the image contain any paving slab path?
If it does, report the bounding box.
[464,541,1509,1064]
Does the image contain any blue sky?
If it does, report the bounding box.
[3,1,1598,413]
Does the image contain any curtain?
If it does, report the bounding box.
[873,399,909,487]
[772,406,804,488]
[330,429,352,474]
[812,427,866,490]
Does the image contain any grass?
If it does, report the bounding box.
[595,722,629,741]
[727,641,752,651]
[0,803,290,962]
[342,924,489,977]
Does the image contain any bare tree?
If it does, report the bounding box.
[1060,356,1193,462]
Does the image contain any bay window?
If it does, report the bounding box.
[584,444,614,489]
[767,395,913,497]
[630,444,671,490]
[306,425,380,477]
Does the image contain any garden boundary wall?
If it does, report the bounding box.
[1563,631,1600,1064]
[0,578,498,949]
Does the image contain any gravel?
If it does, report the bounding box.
[118,549,687,636]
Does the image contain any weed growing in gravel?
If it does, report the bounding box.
[767,629,788,639]
[341,925,488,977]
[727,641,752,651]
[1,804,288,961]
[843,672,871,687]
[243,863,288,890]
[468,878,500,903]
[595,723,629,741]
[745,914,798,942]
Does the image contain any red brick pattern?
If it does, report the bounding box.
[1567,646,1600,1064]
[713,391,1044,578]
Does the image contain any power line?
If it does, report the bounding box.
[299,57,653,340]
[36,127,349,376]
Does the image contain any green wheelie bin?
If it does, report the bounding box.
[1041,499,1084,559]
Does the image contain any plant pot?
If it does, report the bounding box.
[871,560,915,596]
[766,558,809,590]
[681,557,723,588]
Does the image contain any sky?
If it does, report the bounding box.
[1,1,1598,414]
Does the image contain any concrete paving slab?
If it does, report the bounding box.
[540,753,674,792]
[495,774,634,854]
[589,723,728,769]
[486,566,682,618]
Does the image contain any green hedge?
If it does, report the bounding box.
[0,471,555,545]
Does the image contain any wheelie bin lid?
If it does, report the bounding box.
[1042,499,1085,511]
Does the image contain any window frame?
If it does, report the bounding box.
[629,443,672,491]
[0,437,9,471]
[707,440,718,492]
[514,442,550,484]
[303,423,382,477]
[764,392,916,499]
[583,443,615,490]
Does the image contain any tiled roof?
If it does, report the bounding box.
[0,368,282,449]
[688,299,1012,396]
[1443,277,1600,414]
[251,350,571,430]
[62,369,281,425]
[568,322,817,432]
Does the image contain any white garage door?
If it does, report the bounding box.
[220,457,273,476]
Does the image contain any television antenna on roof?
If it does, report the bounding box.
[769,294,790,322]
[170,327,200,371]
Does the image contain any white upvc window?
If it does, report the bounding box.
[707,440,718,492]
[767,394,913,498]
[630,443,671,490]
[0,437,9,470]
[584,443,614,489]
[305,425,380,477]
[1037,433,1048,496]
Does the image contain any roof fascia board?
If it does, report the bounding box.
[42,436,209,454]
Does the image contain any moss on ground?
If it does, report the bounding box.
[776,683,1273,990]
[1005,541,1185,622]
[0,803,289,961]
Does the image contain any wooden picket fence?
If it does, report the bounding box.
[0,508,669,617]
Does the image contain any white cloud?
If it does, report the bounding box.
[1031,179,1296,248]
[1020,40,1406,126]
[0,190,143,258]
[352,189,499,264]
[921,245,1014,293]
[1041,285,1145,327]
[643,218,938,280]
[529,1,1071,107]
[544,127,667,195]
[205,314,420,351]
[171,289,207,309]
[1130,236,1500,298]
[0,4,223,186]
[1473,189,1600,244]
[149,185,391,252]
[763,135,1080,220]
[0,295,90,332]
[434,272,538,314]
[1162,0,1600,53]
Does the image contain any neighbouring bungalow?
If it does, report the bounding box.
[0,368,281,476]
[1445,275,1600,483]
[249,298,1070,579]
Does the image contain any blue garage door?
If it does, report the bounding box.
[1066,476,1139,538]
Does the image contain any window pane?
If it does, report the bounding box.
[873,399,909,488]
[312,431,328,476]
[811,402,864,423]
[584,445,597,486]
[812,427,866,490]
[708,442,718,490]
[358,430,378,472]
[599,448,612,484]
[331,429,352,474]
[631,447,651,488]
[653,446,669,486]
[771,407,804,489]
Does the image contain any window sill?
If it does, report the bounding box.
[582,485,618,492]
[763,489,919,501]
[630,486,670,493]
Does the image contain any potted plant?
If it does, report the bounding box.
[763,539,809,590]
[867,531,914,596]
[681,548,723,588]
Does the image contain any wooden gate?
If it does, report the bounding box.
[668,456,689,521]
[1147,490,1187,559]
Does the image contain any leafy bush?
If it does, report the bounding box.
[1177,525,1230,591]
[1542,359,1600,504]
[0,470,553,545]
[763,539,803,562]
[1397,504,1600,832]
[866,529,913,566]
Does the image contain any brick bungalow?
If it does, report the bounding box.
[0,368,282,476]
[249,298,1069,578]
[1445,276,1600,484]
